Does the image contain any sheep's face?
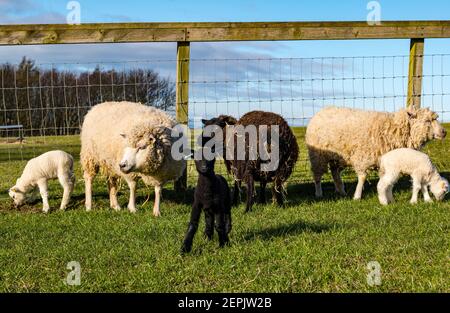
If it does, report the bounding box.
[119,134,157,174]
[194,157,216,176]
[430,178,449,201]
[202,115,237,129]
[9,186,27,207]
[409,108,447,144]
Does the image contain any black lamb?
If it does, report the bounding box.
[181,150,232,253]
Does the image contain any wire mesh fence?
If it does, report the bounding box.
[1,53,450,185]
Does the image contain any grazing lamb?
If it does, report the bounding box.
[80,101,186,216]
[9,150,75,213]
[181,149,232,253]
[377,148,449,205]
[202,111,299,212]
[305,106,446,200]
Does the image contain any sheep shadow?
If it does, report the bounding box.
[281,173,441,203]
[242,220,337,242]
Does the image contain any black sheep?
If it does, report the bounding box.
[181,150,232,253]
[202,111,299,212]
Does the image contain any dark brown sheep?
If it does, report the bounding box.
[202,111,299,212]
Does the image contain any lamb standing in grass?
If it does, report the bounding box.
[377,148,449,205]
[9,150,75,212]
[181,149,232,253]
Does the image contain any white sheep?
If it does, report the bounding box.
[305,106,446,200]
[377,148,449,205]
[80,101,186,216]
[9,150,75,212]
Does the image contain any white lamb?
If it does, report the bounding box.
[9,150,75,212]
[377,148,449,205]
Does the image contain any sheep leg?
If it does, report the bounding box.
[245,176,255,212]
[37,179,50,213]
[107,176,121,211]
[377,175,391,205]
[410,176,421,204]
[387,184,395,203]
[272,180,284,206]
[153,185,162,217]
[310,158,326,198]
[174,169,187,192]
[421,184,432,203]
[232,180,241,206]
[125,178,137,213]
[353,172,367,200]
[225,211,232,235]
[181,201,202,254]
[83,172,94,211]
[215,211,229,248]
[330,165,346,196]
[259,180,267,203]
[58,173,74,211]
[204,210,215,240]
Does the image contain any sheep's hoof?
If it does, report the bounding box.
[410,200,418,205]
[424,198,433,203]
[43,208,50,214]
[180,244,192,254]
[128,207,137,213]
[153,210,161,217]
[111,205,121,211]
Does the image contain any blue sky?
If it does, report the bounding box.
[0,0,449,125]
[2,0,450,23]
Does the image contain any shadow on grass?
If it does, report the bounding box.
[282,173,442,204]
[242,220,338,242]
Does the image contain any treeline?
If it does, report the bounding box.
[0,57,175,136]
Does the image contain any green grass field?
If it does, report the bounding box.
[0,127,449,292]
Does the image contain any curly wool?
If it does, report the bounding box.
[80,101,184,187]
[227,111,299,185]
[305,106,444,174]
[127,124,174,175]
[202,111,299,211]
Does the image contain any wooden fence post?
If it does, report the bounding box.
[407,38,425,108]
[174,41,190,191]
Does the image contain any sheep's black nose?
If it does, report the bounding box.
[442,129,447,138]
[119,162,127,169]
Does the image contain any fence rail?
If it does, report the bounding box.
[1,21,450,45]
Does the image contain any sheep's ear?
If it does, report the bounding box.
[406,105,417,118]
[10,186,20,193]
[407,109,417,119]
[220,115,237,126]
[201,119,208,125]
[148,134,156,144]
[120,133,127,139]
